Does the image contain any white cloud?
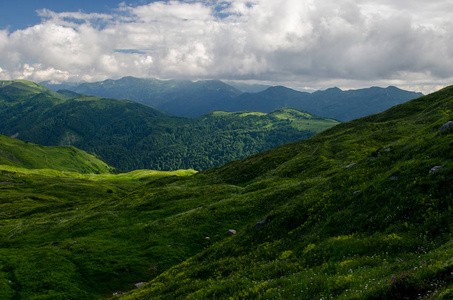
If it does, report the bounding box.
[0,0,452,93]
[37,8,113,23]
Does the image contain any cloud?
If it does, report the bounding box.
[37,8,113,23]
[0,0,452,93]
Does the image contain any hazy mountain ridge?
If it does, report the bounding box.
[0,80,338,171]
[47,76,424,120]
[0,84,451,299]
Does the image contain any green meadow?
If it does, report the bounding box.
[0,85,452,299]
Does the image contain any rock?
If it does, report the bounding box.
[134,282,147,288]
[440,121,453,133]
[205,236,211,240]
[345,163,357,169]
[389,175,398,180]
[227,229,237,235]
[429,165,443,174]
[353,190,360,195]
[254,219,269,231]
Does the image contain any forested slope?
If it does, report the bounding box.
[0,80,338,171]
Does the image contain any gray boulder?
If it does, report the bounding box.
[429,165,443,174]
[135,282,147,288]
[227,229,237,235]
[254,219,269,231]
[440,121,453,133]
[345,163,357,169]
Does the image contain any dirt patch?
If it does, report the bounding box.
[0,181,26,185]
[0,152,20,163]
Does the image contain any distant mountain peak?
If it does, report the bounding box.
[40,77,424,120]
[325,86,342,92]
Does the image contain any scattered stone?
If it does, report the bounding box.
[345,163,357,169]
[254,219,269,231]
[429,165,443,174]
[134,282,147,288]
[440,121,453,133]
[227,229,237,235]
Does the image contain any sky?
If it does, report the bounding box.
[0,0,452,94]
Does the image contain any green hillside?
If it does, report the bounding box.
[119,86,453,299]
[0,80,338,171]
[0,134,113,174]
[0,162,196,299]
[0,85,451,299]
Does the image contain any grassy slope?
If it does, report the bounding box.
[119,86,453,299]
[0,135,113,174]
[0,164,197,299]
[0,85,451,299]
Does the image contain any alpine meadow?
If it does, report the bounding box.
[1,1,453,299]
[0,81,452,299]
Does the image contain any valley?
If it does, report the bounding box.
[0,82,452,299]
[1,0,452,298]
[0,80,338,172]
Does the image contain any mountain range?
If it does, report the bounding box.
[0,84,451,299]
[0,80,338,171]
[45,76,423,121]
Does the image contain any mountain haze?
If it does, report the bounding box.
[69,77,242,117]
[53,76,423,120]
